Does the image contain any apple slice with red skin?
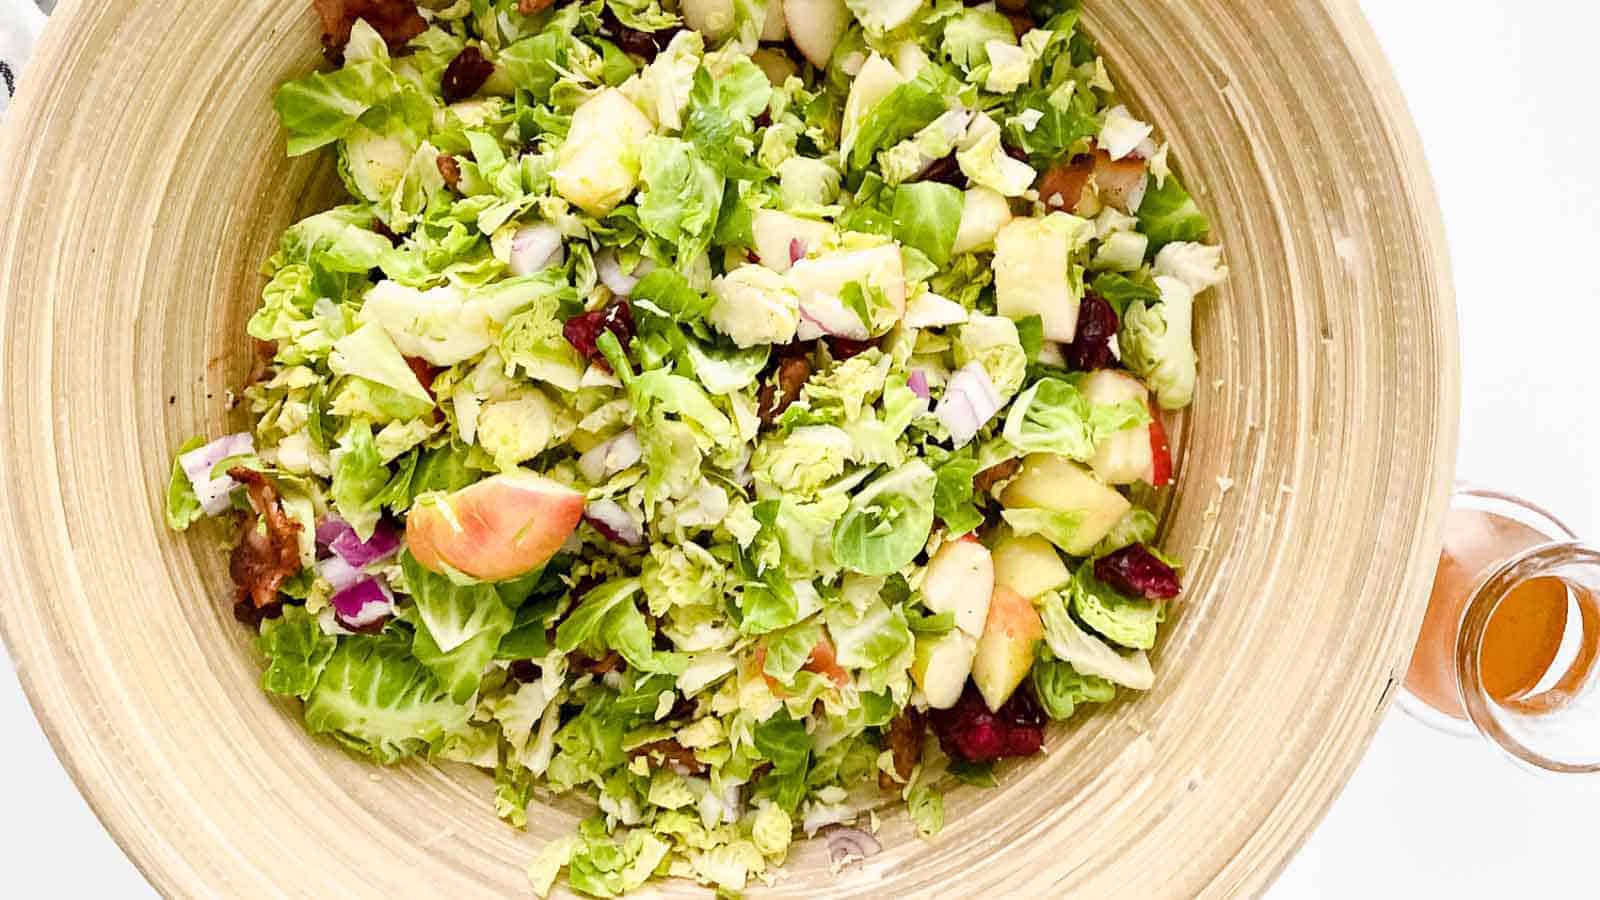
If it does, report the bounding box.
[754,632,851,697]
[406,471,584,582]
[1147,404,1173,487]
[972,585,1046,712]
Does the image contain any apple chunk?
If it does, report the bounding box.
[992,533,1071,600]
[751,48,798,87]
[972,586,1045,712]
[993,217,1080,343]
[1081,370,1156,486]
[680,0,737,40]
[1001,455,1131,556]
[912,629,978,709]
[751,209,833,274]
[406,472,584,582]
[922,537,994,637]
[783,0,850,68]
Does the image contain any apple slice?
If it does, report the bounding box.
[992,533,1071,600]
[783,0,850,68]
[972,586,1045,712]
[762,0,789,41]
[922,536,995,637]
[751,47,798,86]
[902,291,969,329]
[1148,406,1173,487]
[994,217,1080,343]
[1081,370,1155,486]
[406,472,584,582]
[681,0,737,39]
[1001,455,1131,556]
[751,209,833,274]
[912,629,978,709]
[952,186,1014,256]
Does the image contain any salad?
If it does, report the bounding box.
[164,0,1227,894]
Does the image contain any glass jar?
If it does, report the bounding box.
[1399,486,1600,772]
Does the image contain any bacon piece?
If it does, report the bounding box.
[973,458,1022,496]
[246,338,277,388]
[1038,155,1096,213]
[518,0,556,13]
[757,354,813,425]
[879,707,926,791]
[569,650,624,675]
[629,738,709,776]
[227,468,303,610]
[312,0,428,59]
[436,154,462,190]
[1038,149,1150,214]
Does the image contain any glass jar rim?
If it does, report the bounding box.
[1456,539,1600,773]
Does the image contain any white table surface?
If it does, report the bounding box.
[4,1,1599,896]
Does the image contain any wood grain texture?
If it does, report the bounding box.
[0,1,1457,897]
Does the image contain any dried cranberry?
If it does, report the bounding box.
[827,336,877,360]
[1004,144,1031,165]
[441,45,495,103]
[601,7,675,60]
[754,110,773,130]
[1095,545,1182,600]
[507,659,542,683]
[1065,295,1119,371]
[919,152,965,187]
[563,301,635,372]
[929,683,1047,763]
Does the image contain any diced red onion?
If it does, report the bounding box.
[935,363,1003,447]
[584,499,643,547]
[821,825,882,865]
[577,429,642,483]
[907,369,930,400]
[596,249,642,296]
[317,554,364,594]
[797,299,870,341]
[330,577,395,629]
[509,223,564,276]
[179,433,256,516]
[788,238,807,265]
[315,517,402,568]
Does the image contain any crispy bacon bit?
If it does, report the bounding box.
[436,154,462,189]
[570,650,624,675]
[758,354,813,424]
[973,458,1022,496]
[1093,151,1150,212]
[1065,296,1119,371]
[630,738,709,776]
[233,598,283,626]
[227,468,303,611]
[1038,154,1095,212]
[517,0,556,14]
[246,338,278,388]
[441,46,495,103]
[312,0,427,59]
[879,707,926,791]
[1005,11,1034,39]
[370,217,402,246]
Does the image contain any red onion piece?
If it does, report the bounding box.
[330,577,395,630]
[821,825,882,865]
[509,223,564,276]
[907,369,930,401]
[788,238,807,265]
[316,554,364,594]
[935,363,1002,446]
[315,517,402,568]
[577,429,643,484]
[179,432,256,516]
[584,499,643,546]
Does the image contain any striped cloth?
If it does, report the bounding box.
[0,0,47,120]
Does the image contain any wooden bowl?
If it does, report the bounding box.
[0,1,1457,896]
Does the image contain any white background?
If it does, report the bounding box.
[3,1,1599,896]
